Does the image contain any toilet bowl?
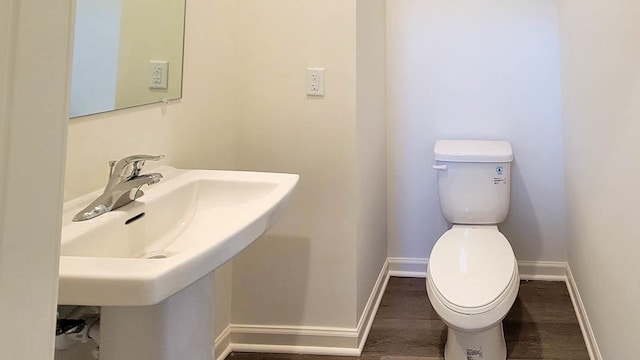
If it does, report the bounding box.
[428,140,517,360]
[426,225,519,360]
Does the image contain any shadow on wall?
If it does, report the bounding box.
[499,160,542,261]
[387,143,450,259]
[231,233,312,327]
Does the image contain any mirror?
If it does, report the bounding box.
[69,0,186,118]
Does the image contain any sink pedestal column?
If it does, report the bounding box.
[100,275,214,360]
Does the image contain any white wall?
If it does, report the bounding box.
[387,0,567,263]
[559,0,640,357]
[230,0,387,336]
[0,0,73,359]
[231,0,359,329]
[356,0,387,318]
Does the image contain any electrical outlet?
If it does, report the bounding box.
[306,67,325,96]
[149,60,169,89]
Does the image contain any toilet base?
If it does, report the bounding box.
[444,322,506,360]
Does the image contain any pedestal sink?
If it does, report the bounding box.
[58,166,299,360]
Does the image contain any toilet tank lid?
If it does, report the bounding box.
[434,140,513,163]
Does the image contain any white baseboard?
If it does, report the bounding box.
[356,260,390,352]
[214,326,232,360]
[214,323,360,359]
[230,343,360,357]
[388,257,568,281]
[214,260,390,358]
[565,265,602,360]
[517,260,567,281]
[388,257,428,277]
[228,323,359,355]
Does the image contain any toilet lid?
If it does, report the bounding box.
[429,227,516,310]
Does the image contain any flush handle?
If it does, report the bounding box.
[432,164,448,171]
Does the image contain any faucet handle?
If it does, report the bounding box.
[120,154,164,165]
[113,154,165,179]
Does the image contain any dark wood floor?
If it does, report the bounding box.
[227,277,590,360]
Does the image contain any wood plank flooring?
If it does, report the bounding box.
[227,278,589,360]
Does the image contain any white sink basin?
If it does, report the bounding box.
[58,166,298,306]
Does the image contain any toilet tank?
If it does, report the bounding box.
[434,140,513,224]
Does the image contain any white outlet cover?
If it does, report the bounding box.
[306,67,325,96]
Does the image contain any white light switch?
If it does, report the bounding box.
[306,67,325,96]
[149,60,169,89]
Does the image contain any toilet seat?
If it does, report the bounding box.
[428,225,516,315]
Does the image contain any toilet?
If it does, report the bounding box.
[426,140,519,360]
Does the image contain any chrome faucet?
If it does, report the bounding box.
[72,155,165,222]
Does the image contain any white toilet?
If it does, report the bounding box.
[426,140,519,360]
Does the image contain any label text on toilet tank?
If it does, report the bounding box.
[466,348,483,360]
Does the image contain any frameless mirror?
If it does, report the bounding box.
[69,0,186,118]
